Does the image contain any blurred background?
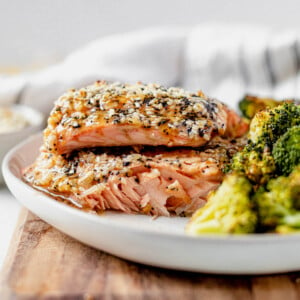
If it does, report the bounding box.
[1,0,300,114]
[2,0,300,73]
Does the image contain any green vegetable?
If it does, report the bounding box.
[186,174,257,234]
[238,95,297,120]
[231,103,300,184]
[272,126,300,176]
[249,102,300,145]
[254,166,300,233]
[231,145,275,184]
[187,102,300,236]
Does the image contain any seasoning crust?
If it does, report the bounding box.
[44,81,246,154]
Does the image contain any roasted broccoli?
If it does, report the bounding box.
[187,102,300,236]
[272,126,300,176]
[249,102,300,145]
[187,167,300,235]
[254,166,300,233]
[186,174,257,234]
[231,103,300,184]
[238,94,297,120]
[231,145,276,184]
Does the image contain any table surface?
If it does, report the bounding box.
[0,186,21,269]
[2,208,300,300]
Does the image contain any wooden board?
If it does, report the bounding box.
[1,208,300,300]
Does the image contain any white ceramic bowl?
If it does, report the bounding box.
[0,105,44,184]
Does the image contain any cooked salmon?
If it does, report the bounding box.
[23,136,246,216]
[43,82,248,154]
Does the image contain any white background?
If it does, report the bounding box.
[1,0,300,268]
[2,0,300,71]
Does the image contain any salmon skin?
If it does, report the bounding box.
[44,82,248,154]
[23,137,246,217]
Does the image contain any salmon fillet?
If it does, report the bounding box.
[23,137,246,217]
[43,82,248,154]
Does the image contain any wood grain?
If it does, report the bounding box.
[1,208,300,300]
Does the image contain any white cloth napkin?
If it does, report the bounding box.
[1,24,300,114]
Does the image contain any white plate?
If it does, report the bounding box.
[3,134,300,274]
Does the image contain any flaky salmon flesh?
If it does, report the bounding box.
[23,137,246,216]
[44,82,248,154]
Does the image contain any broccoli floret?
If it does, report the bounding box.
[272,126,300,176]
[186,174,257,234]
[249,102,300,145]
[231,103,300,184]
[238,95,297,120]
[254,166,300,233]
[239,95,283,120]
[231,143,276,184]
